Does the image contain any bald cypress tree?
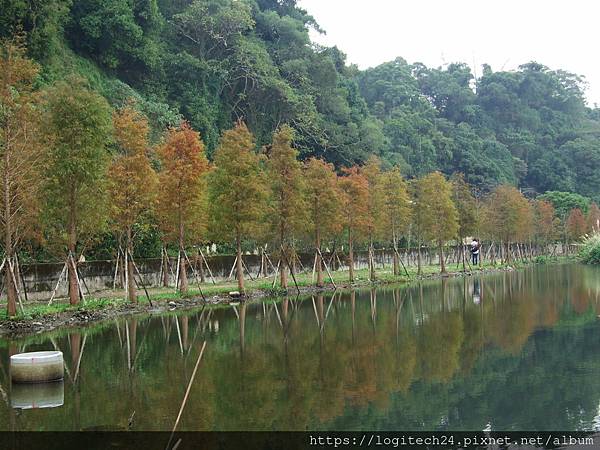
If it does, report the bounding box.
[0,36,44,316]
[380,167,411,275]
[209,121,268,294]
[304,158,342,287]
[265,125,306,289]
[451,173,477,270]
[108,104,158,302]
[157,122,209,294]
[43,77,112,305]
[339,167,370,282]
[416,172,459,274]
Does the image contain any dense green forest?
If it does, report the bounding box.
[2,0,599,199]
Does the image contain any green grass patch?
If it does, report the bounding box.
[0,256,573,323]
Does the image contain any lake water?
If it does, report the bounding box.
[2,263,600,431]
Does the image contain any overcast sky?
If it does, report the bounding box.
[297,0,600,106]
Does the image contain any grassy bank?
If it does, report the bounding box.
[0,255,573,323]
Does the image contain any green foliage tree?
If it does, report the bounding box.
[209,121,268,293]
[538,191,590,218]
[380,167,411,275]
[42,77,112,305]
[265,124,306,289]
[451,173,478,269]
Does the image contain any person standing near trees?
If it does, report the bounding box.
[470,238,480,265]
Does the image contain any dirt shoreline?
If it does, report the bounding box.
[0,263,547,338]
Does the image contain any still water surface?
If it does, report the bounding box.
[2,263,600,431]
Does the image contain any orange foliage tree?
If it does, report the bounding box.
[566,208,587,241]
[415,171,458,273]
[157,122,209,293]
[0,36,44,316]
[533,199,557,251]
[380,167,411,275]
[304,158,342,287]
[587,202,600,233]
[339,167,370,282]
[362,156,385,281]
[484,185,533,263]
[108,104,158,302]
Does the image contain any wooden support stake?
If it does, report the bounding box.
[75,260,91,297]
[68,252,85,305]
[394,247,410,278]
[240,256,254,281]
[113,248,121,290]
[228,256,237,280]
[198,249,216,284]
[48,262,68,306]
[130,252,153,306]
[280,245,300,294]
[271,260,281,289]
[183,250,206,301]
[317,248,337,289]
[15,254,29,303]
[174,250,181,291]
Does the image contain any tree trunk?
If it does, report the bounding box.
[179,250,188,293]
[280,226,288,289]
[439,240,446,274]
[162,247,169,287]
[5,259,17,317]
[348,231,355,283]
[67,254,79,305]
[460,237,466,272]
[126,227,136,303]
[177,212,188,292]
[393,251,399,276]
[4,132,17,316]
[315,229,324,287]
[417,242,422,276]
[369,237,376,282]
[67,192,79,305]
[236,232,244,293]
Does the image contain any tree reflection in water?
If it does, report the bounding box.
[2,263,600,431]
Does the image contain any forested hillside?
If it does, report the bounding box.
[2,0,599,199]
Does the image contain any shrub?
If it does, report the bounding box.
[579,234,600,264]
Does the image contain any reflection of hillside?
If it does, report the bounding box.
[1,264,599,431]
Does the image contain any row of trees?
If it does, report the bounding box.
[2,0,599,200]
[0,37,592,317]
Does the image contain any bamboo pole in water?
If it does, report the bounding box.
[167,341,207,450]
